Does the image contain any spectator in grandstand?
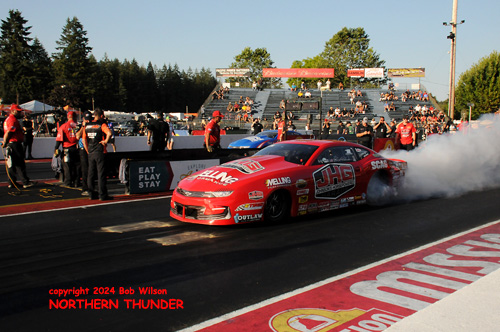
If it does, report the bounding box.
[356,89,362,97]
[338,82,344,90]
[395,115,417,151]
[345,121,355,134]
[373,116,392,139]
[279,99,286,111]
[227,102,234,113]
[356,117,374,148]
[317,80,322,91]
[334,107,341,118]
[336,120,345,135]
[326,79,331,90]
[252,81,257,90]
[301,81,306,90]
[298,90,304,98]
[291,83,297,92]
[322,119,331,136]
[327,107,335,119]
[439,111,453,133]
[305,122,311,131]
[304,90,312,98]
[288,120,296,130]
[233,101,240,114]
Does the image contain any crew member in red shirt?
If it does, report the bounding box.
[55,111,80,187]
[395,115,417,151]
[204,110,224,154]
[277,111,287,142]
[2,104,35,189]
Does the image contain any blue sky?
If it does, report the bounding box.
[1,0,498,101]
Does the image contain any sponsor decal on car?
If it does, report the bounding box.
[298,195,309,204]
[248,190,264,200]
[295,179,308,189]
[235,202,264,211]
[266,177,292,188]
[233,213,263,223]
[221,159,265,174]
[314,164,355,199]
[193,170,239,186]
[371,160,389,170]
[296,189,310,196]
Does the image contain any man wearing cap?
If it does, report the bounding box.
[147,112,169,152]
[83,108,113,201]
[2,104,35,188]
[395,115,417,151]
[55,111,80,187]
[356,117,374,149]
[204,110,223,153]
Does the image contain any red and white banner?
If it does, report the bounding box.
[347,69,365,78]
[263,68,335,78]
[365,68,385,78]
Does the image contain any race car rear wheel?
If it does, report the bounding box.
[367,171,395,206]
[264,190,290,223]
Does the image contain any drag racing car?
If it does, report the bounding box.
[170,140,407,225]
[228,130,314,149]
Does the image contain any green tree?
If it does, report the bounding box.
[455,51,500,119]
[228,47,281,88]
[51,17,94,109]
[29,37,53,101]
[0,9,34,103]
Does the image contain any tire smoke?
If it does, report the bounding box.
[382,114,500,202]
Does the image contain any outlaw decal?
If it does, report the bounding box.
[313,164,355,199]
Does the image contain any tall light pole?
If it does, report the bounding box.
[443,0,465,120]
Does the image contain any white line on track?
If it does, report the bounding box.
[176,218,500,332]
[0,195,170,219]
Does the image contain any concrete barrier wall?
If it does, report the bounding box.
[0,134,250,160]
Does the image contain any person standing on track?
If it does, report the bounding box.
[2,104,36,189]
[204,110,223,155]
[54,111,80,187]
[82,109,113,201]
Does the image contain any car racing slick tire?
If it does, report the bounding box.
[367,171,395,206]
[264,190,290,223]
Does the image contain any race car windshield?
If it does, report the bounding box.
[257,131,277,138]
[255,143,318,165]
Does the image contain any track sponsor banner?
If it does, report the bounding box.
[387,68,425,78]
[347,69,365,78]
[191,220,500,332]
[263,68,335,78]
[129,161,172,194]
[216,68,250,77]
[365,68,384,78]
[169,160,220,190]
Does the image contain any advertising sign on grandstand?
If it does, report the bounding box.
[216,68,251,77]
[263,68,335,78]
[387,68,425,78]
[365,67,384,78]
[347,69,365,78]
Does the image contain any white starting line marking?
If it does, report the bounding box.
[148,232,218,246]
[100,221,176,233]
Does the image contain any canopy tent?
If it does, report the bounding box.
[19,100,55,113]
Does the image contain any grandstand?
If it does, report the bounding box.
[199,86,436,131]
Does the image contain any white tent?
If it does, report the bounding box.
[20,100,56,113]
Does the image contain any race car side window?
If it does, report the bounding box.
[313,147,356,165]
[354,147,371,160]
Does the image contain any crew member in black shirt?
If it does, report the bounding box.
[356,117,374,149]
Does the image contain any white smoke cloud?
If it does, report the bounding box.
[382,114,500,202]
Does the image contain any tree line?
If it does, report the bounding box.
[0,10,217,113]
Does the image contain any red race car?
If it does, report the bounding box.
[170,140,407,225]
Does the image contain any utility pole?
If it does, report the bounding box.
[443,0,465,120]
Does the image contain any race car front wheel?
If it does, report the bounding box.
[264,190,290,223]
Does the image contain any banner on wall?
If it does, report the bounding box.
[263,68,335,78]
[387,68,425,78]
